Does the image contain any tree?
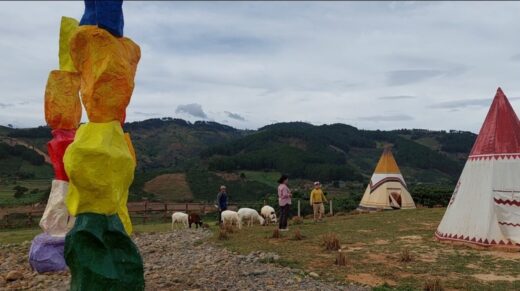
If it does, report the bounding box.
[13,185,29,198]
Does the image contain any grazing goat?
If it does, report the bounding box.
[221,210,241,229]
[188,213,203,229]
[171,212,189,229]
[260,205,277,225]
[237,208,265,227]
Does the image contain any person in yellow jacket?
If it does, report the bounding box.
[310,181,327,222]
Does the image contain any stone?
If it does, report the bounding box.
[6,270,24,281]
[309,272,320,278]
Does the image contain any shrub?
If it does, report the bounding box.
[322,233,340,251]
[13,185,28,199]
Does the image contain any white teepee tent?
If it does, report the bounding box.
[436,88,520,247]
[358,147,416,210]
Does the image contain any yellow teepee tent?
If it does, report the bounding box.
[358,147,416,210]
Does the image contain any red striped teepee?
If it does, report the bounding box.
[436,88,520,247]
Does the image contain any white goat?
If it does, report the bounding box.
[221,210,241,229]
[237,208,265,227]
[171,212,189,229]
[260,205,277,225]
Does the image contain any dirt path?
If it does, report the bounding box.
[0,229,368,290]
[0,137,51,164]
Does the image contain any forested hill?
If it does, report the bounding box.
[202,122,476,185]
[1,118,476,205]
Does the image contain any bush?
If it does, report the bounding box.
[13,185,28,199]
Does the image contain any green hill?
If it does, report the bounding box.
[202,122,475,185]
[0,118,476,206]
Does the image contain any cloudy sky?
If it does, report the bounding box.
[1,1,520,132]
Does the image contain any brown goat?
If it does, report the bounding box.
[188,213,203,229]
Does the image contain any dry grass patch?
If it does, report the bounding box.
[217,228,229,240]
[423,278,443,291]
[398,248,414,263]
[222,224,236,234]
[291,216,303,225]
[143,173,193,201]
[322,232,340,251]
[293,228,303,240]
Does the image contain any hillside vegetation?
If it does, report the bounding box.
[0,118,476,206]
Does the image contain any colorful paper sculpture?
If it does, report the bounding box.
[29,233,67,273]
[29,16,81,273]
[63,1,144,289]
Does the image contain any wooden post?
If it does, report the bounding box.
[185,203,188,213]
[143,201,148,224]
[330,200,333,216]
[28,212,33,226]
[335,249,347,266]
[164,203,168,222]
[297,199,301,217]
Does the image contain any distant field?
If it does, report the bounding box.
[143,173,193,202]
[242,171,280,186]
[214,208,520,290]
[0,179,50,206]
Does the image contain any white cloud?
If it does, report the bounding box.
[1,2,520,132]
[175,103,208,119]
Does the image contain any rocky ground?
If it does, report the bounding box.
[0,229,367,290]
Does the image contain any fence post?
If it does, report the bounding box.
[143,201,148,224]
[28,212,33,227]
[330,200,333,216]
[298,199,301,217]
[185,203,188,213]
[164,203,168,222]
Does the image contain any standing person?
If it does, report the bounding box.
[216,185,228,225]
[310,181,327,222]
[277,175,292,231]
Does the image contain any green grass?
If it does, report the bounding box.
[0,179,50,206]
[212,208,520,290]
[242,171,280,186]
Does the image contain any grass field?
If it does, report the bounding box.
[0,179,50,206]
[213,208,520,290]
[3,208,520,290]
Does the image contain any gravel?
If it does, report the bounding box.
[0,229,368,290]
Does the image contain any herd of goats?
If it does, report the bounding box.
[171,206,278,229]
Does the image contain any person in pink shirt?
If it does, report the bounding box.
[277,174,292,231]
